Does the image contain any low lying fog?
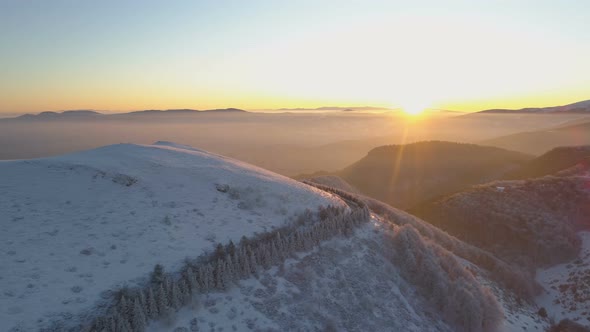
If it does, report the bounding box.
[1,112,588,175]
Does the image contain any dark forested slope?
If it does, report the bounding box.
[335,141,531,209]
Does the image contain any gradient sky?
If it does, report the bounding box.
[1,0,589,113]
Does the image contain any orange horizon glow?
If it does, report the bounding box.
[3,92,590,115]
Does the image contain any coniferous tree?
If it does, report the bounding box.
[197,266,206,291]
[215,259,225,290]
[156,284,168,315]
[107,316,116,332]
[150,264,165,285]
[118,296,131,324]
[224,255,236,284]
[178,278,190,305]
[227,240,236,256]
[231,252,240,280]
[214,243,225,260]
[242,251,251,278]
[203,264,214,292]
[186,267,198,293]
[132,298,147,332]
[249,250,258,275]
[138,289,145,304]
[115,313,132,332]
[169,281,182,309]
[145,287,158,319]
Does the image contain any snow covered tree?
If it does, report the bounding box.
[131,298,147,332]
[214,243,225,260]
[178,278,190,305]
[224,255,237,284]
[156,284,168,315]
[150,264,165,285]
[115,313,132,332]
[107,315,116,332]
[169,281,182,309]
[227,240,236,256]
[145,287,158,319]
[118,296,132,324]
[214,259,226,290]
[185,267,198,293]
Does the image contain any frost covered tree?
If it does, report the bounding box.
[185,267,198,293]
[214,259,226,290]
[115,313,132,332]
[156,284,168,315]
[145,287,158,319]
[214,243,225,260]
[118,296,132,324]
[150,264,165,285]
[178,279,190,305]
[169,281,182,309]
[132,298,147,332]
[227,240,236,256]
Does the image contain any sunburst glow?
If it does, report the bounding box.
[399,100,430,116]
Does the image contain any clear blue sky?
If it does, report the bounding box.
[1,0,589,112]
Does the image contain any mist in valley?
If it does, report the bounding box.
[2,111,588,176]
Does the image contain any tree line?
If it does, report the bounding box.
[44,186,370,332]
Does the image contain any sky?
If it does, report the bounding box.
[0,0,589,113]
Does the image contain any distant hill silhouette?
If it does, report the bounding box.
[125,108,246,115]
[14,110,101,120]
[276,106,391,111]
[2,108,247,121]
[504,146,590,179]
[481,120,590,155]
[476,99,590,114]
[330,141,532,209]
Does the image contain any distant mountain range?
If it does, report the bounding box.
[477,99,590,114]
[275,106,393,111]
[5,99,590,120]
[14,110,102,120]
[2,108,247,121]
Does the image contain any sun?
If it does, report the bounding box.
[399,100,429,116]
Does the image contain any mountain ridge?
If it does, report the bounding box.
[476,99,590,114]
[3,108,248,121]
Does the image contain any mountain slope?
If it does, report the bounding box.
[412,176,590,268]
[335,141,532,209]
[411,174,590,327]
[505,146,590,179]
[145,184,547,332]
[0,142,343,331]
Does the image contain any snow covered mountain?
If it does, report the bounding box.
[0,142,343,331]
[1,142,551,331]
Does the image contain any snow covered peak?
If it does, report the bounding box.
[43,142,343,196]
[0,142,343,331]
